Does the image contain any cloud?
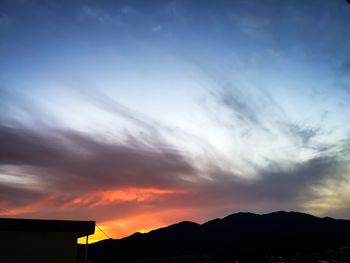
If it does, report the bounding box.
[0,182,46,208]
[78,6,124,26]
[198,68,271,134]
[195,60,343,166]
[1,118,348,220]
[0,120,199,228]
[219,88,261,126]
[0,124,195,192]
[187,63,350,217]
[283,122,321,147]
[187,155,347,212]
[0,86,349,240]
[229,11,272,42]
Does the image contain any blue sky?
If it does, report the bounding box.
[1,0,350,241]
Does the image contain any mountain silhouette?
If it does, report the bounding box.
[89,211,350,262]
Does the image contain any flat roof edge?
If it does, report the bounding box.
[0,218,95,236]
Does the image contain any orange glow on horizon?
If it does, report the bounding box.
[1,187,195,245]
[77,208,198,244]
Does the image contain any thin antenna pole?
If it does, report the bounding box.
[96,224,111,239]
[85,235,89,263]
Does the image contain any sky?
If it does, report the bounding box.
[1,0,350,242]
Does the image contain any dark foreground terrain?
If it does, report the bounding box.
[85,211,350,263]
[135,248,350,263]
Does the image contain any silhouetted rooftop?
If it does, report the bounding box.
[0,218,95,237]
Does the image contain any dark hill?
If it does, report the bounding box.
[89,211,350,262]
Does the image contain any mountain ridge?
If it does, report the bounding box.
[89,211,350,262]
[99,210,328,242]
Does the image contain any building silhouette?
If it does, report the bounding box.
[0,218,95,263]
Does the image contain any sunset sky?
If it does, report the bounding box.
[1,0,350,242]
